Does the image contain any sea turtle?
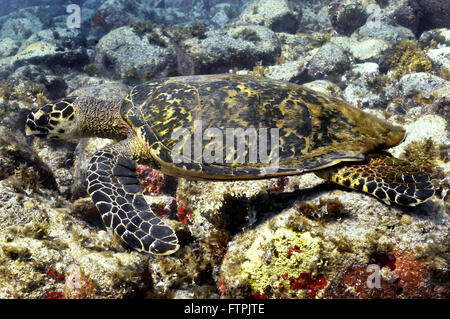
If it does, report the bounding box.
[25,74,434,255]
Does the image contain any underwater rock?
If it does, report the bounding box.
[4,65,68,102]
[221,223,324,298]
[95,26,174,83]
[307,42,350,80]
[0,57,13,79]
[184,25,281,74]
[342,62,388,109]
[266,60,309,83]
[209,2,249,27]
[343,83,382,109]
[147,245,220,298]
[297,0,332,33]
[419,28,450,48]
[0,127,57,190]
[177,172,320,231]
[89,0,240,39]
[0,179,152,298]
[330,35,390,66]
[0,8,43,41]
[350,62,380,76]
[210,4,233,27]
[0,38,20,58]
[327,0,367,36]
[398,72,448,97]
[7,64,47,84]
[431,91,450,123]
[385,86,449,119]
[29,137,77,196]
[11,42,57,65]
[276,32,316,61]
[385,40,433,79]
[218,185,448,299]
[348,38,389,64]
[89,0,141,38]
[301,80,343,98]
[18,28,86,52]
[239,0,302,34]
[149,0,223,27]
[330,32,407,68]
[353,23,415,46]
[442,30,450,45]
[390,115,448,157]
[0,0,65,18]
[427,47,450,71]
[389,0,422,36]
[418,0,450,32]
[384,72,448,116]
[10,41,89,70]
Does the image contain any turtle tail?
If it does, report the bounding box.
[87,140,179,255]
[315,153,434,206]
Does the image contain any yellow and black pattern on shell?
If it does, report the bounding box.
[121,74,404,179]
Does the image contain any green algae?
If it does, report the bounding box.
[401,137,443,171]
[388,40,433,79]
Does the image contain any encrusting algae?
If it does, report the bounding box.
[241,228,323,298]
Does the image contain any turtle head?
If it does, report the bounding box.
[25,97,79,140]
[26,96,130,140]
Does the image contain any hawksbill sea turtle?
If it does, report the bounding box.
[25,74,434,255]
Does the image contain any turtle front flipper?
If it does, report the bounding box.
[87,141,179,255]
[316,153,434,206]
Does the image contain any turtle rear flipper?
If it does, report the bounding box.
[87,141,179,255]
[316,153,434,206]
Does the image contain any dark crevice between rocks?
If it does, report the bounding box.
[218,182,339,236]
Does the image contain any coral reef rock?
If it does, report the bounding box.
[307,42,351,80]
[184,25,281,74]
[239,0,302,34]
[219,190,448,299]
[328,0,367,36]
[398,72,448,97]
[95,26,174,83]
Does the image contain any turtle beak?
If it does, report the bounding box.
[25,112,41,136]
[25,123,33,136]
